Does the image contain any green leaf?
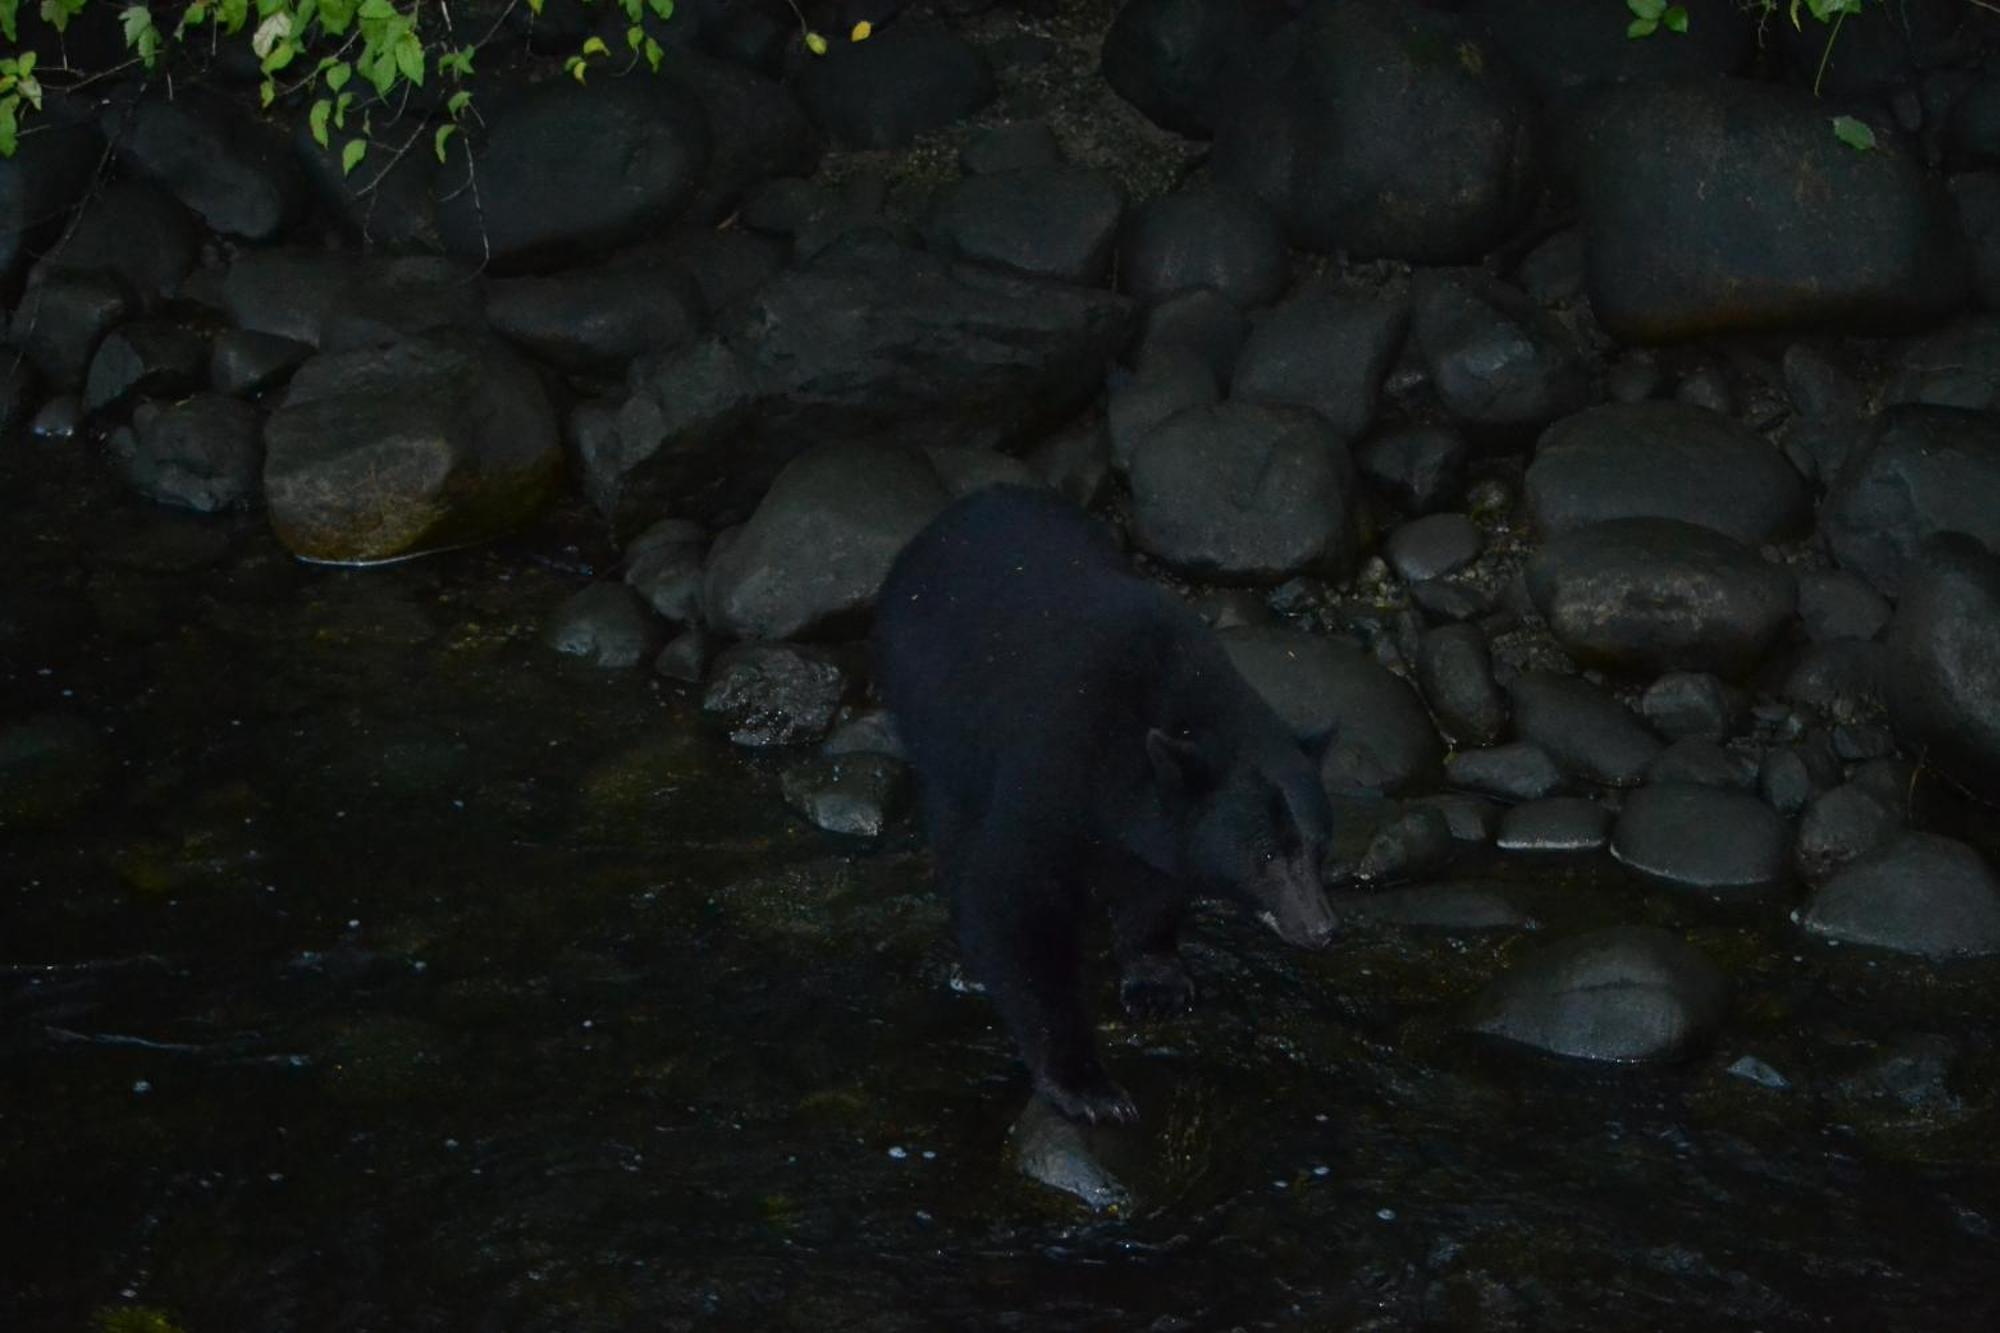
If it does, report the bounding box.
[0,0,18,45]
[319,0,354,32]
[363,47,397,98]
[325,60,352,92]
[581,36,609,58]
[627,23,642,51]
[644,35,663,72]
[1664,5,1688,33]
[219,0,246,34]
[1831,114,1877,151]
[340,136,367,176]
[119,4,152,48]
[261,39,298,76]
[309,97,331,147]
[445,89,470,117]
[356,0,394,18]
[565,54,587,84]
[527,0,542,13]
[175,2,206,37]
[1627,0,1666,19]
[646,0,673,20]
[0,93,17,158]
[394,30,425,86]
[1626,16,1656,38]
[334,90,351,127]
[433,123,456,163]
[620,0,638,20]
[259,77,274,109]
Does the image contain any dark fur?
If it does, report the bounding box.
[873,486,1334,1123]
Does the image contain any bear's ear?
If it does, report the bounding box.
[1146,728,1213,799]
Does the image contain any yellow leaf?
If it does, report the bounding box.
[850,20,871,41]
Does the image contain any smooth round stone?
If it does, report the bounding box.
[1466,925,1728,1063]
[1610,783,1790,897]
[544,583,662,670]
[1408,793,1503,845]
[1526,517,1797,678]
[1883,534,2000,802]
[1118,189,1289,309]
[1801,833,2000,959]
[1448,742,1564,803]
[1508,671,1663,787]
[1385,513,1481,583]
[1796,569,1891,643]
[1796,783,1900,884]
[1416,623,1508,748]
[1780,639,1884,723]
[1525,401,1809,546]
[1130,287,1249,386]
[1645,738,1755,790]
[780,753,907,839]
[1497,797,1612,854]
[1356,805,1457,884]
[1640,671,1744,740]
[1355,423,1468,515]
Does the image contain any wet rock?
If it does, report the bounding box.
[1229,283,1409,442]
[590,239,1131,534]
[0,713,109,830]
[81,321,207,417]
[264,332,560,564]
[1882,534,2000,800]
[1726,1053,1792,1090]
[1028,420,1113,510]
[922,446,1042,499]
[1344,880,1532,932]
[1108,350,1218,472]
[0,100,100,287]
[1219,626,1442,795]
[781,753,908,839]
[209,329,314,398]
[1118,190,1289,309]
[1010,1097,1130,1212]
[702,442,949,641]
[822,708,905,761]
[1796,783,1901,883]
[1821,406,2000,598]
[545,584,663,670]
[217,248,358,347]
[1128,403,1355,582]
[1508,671,1662,787]
[1356,805,1457,884]
[1408,579,1494,624]
[1470,925,1726,1063]
[485,261,705,375]
[1885,315,2000,410]
[1526,402,1809,546]
[1640,672,1744,741]
[109,395,263,514]
[931,166,1125,286]
[622,518,708,627]
[702,642,850,748]
[1496,797,1612,854]
[1577,80,1967,341]
[1759,744,1830,817]
[1802,833,2000,959]
[1386,514,1481,585]
[1610,783,1789,898]
[1839,1033,1961,1112]
[1409,793,1503,846]
[959,121,1060,175]
[1130,287,1249,384]
[1780,640,1884,723]
[1416,623,1508,747]
[1646,739,1754,791]
[668,48,820,227]
[1783,342,1866,420]
[1355,425,1468,516]
[436,73,709,268]
[317,256,489,351]
[1099,0,1279,137]
[1213,0,1537,262]
[29,395,81,442]
[29,180,199,310]
[1515,226,1585,305]
[109,88,304,240]
[295,113,442,253]
[655,628,711,683]
[1462,0,1756,106]
[9,271,130,389]
[1526,518,1796,678]
[648,225,786,317]
[1412,269,1587,431]
[797,23,993,148]
[1796,570,1892,644]
[1448,743,1564,803]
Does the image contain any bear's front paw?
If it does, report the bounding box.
[1036,1069,1139,1126]
[1119,955,1195,1022]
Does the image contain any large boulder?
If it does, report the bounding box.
[1412,268,1587,431]
[1461,0,1756,107]
[1099,0,1288,138]
[1577,80,1968,342]
[1526,402,1810,546]
[107,88,305,241]
[585,238,1133,534]
[1882,535,2000,802]
[702,442,951,641]
[1466,925,1728,1063]
[1526,518,1797,678]
[1802,833,2000,959]
[263,332,560,563]
[795,22,993,149]
[930,166,1126,286]
[435,73,710,269]
[1211,0,1538,262]
[1820,406,2000,598]
[1230,282,1409,442]
[1610,783,1790,898]
[0,97,100,289]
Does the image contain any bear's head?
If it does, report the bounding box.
[1146,727,1336,949]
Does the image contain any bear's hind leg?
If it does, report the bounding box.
[952,821,1137,1125]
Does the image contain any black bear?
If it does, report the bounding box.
[873,485,1336,1124]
